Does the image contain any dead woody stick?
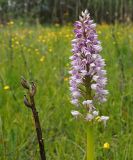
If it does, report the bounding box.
[21,77,46,160]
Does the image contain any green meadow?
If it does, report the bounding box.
[0,23,133,159]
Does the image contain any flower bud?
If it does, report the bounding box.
[24,95,31,108]
[30,82,36,97]
[21,76,29,89]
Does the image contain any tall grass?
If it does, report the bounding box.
[0,23,133,159]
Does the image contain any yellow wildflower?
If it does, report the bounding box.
[35,49,39,52]
[15,41,19,45]
[98,31,102,34]
[8,21,14,26]
[35,49,40,55]
[48,48,52,52]
[103,142,110,149]
[40,56,45,62]
[64,77,69,81]
[65,34,69,38]
[4,85,10,90]
[42,39,46,43]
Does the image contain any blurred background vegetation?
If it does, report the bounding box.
[0,0,133,24]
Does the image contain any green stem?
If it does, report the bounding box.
[87,125,95,160]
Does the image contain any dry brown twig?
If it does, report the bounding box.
[21,76,46,160]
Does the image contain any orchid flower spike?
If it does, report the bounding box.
[69,9,109,125]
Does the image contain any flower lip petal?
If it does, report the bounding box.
[85,113,94,121]
[82,100,93,105]
[93,111,99,116]
[71,110,81,117]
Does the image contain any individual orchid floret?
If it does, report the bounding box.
[69,9,109,124]
[82,100,92,105]
[100,116,109,126]
[92,111,99,116]
[71,110,81,118]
